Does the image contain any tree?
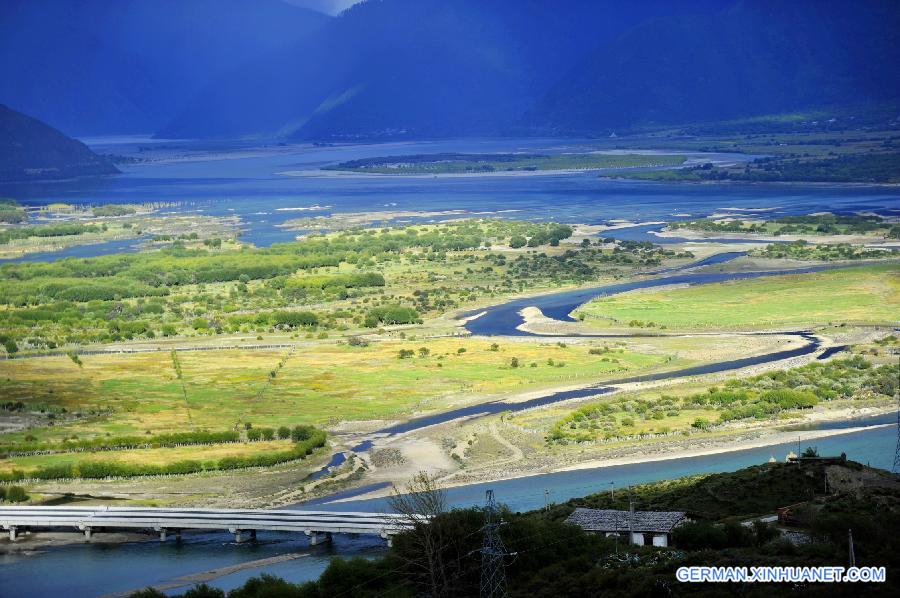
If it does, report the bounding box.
[508,235,527,249]
[388,472,450,597]
[182,584,225,598]
[272,310,318,329]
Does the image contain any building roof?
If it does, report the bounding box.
[565,508,687,533]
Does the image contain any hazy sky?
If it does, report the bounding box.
[284,0,361,16]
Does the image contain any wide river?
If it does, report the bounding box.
[0,137,898,596]
[2,136,899,257]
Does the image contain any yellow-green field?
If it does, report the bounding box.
[0,440,291,474]
[575,265,899,330]
[0,338,673,445]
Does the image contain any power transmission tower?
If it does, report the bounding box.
[480,490,509,598]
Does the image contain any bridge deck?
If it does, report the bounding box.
[0,506,415,541]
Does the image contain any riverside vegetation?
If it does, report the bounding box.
[0,219,692,484]
[323,152,686,174]
[548,357,898,444]
[666,213,900,238]
[0,220,689,352]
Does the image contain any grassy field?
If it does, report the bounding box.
[575,265,899,330]
[0,440,291,474]
[0,338,672,445]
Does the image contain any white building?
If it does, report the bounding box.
[565,507,688,547]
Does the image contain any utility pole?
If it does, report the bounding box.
[628,487,635,546]
[614,509,619,555]
[480,490,509,598]
[848,529,856,567]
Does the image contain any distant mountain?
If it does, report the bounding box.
[158,0,900,141]
[0,0,329,135]
[526,0,900,135]
[0,104,118,182]
[158,0,716,140]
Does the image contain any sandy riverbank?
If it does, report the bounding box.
[654,227,900,247]
[332,410,893,503]
[99,552,310,598]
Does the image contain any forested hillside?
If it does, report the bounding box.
[0,105,118,182]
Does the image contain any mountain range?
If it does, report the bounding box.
[0,0,328,135]
[2,0,898,140]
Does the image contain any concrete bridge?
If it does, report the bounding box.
[0,506,416,546]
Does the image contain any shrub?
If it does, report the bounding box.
[291,425,315,442]
[6,486,29,502]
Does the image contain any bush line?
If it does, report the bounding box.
[0,427,325,482]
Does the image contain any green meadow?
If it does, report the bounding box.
[576,265,899,330]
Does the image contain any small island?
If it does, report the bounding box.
[323,152,686,175]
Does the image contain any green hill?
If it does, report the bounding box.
[0,104,118,182]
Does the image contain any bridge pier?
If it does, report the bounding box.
[7,526,17,541]
[83,527,92,541]
[156,528,168,542]
[306,531,332,546]
[381,532,393,548]
[231,528,256,543]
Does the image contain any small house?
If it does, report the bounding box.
[565,507,688,547]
